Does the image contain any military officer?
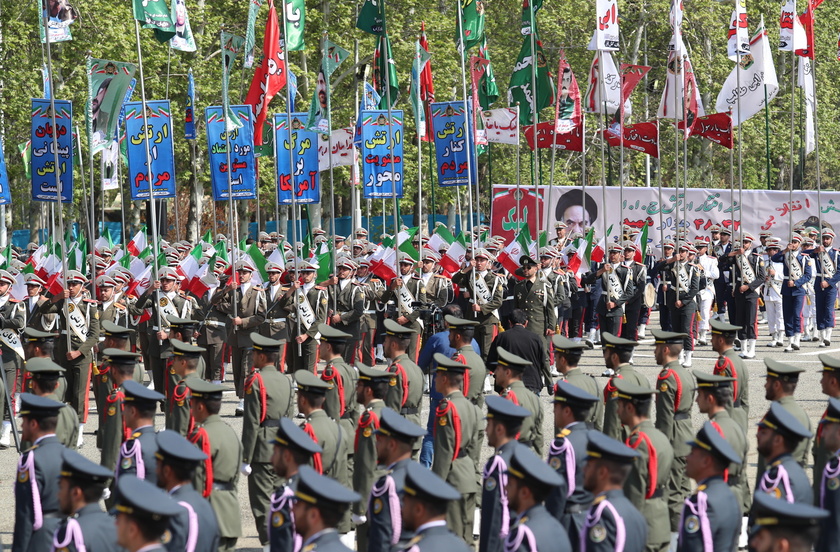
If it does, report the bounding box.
[23,273,56,333]
[93,321,137,424]
[366,408,426,552]
[22,357,78,450]
[480,396,530,552]
[355,259,385,366]
[447,315,487,408]
[241,333,294,546]
[398,462,473,552]
[759,359,811,469]
[727,233,766,356]
[808,228,840,347]
[815,396,840,552]
[292,466,361,552]
[164,317,204,393]
[154,429,221,552]
[581,244,636,340]
[601,333,648,440]
[327,257,364,363]
[98,275,130,325]
[815,354,840,495]
[710,319,749,433]
[749,493,828,552]
[113,475,183,552]
[186,379,242,551]
[383,253,427,362]
[377,320,423,429]
[420,251,452,307]
[494,347,543,454]
[552,335,603,430]
[214,259,266,414]
[452,248,504,359]
[677,422,743,552]
[116,381,165,485]
[353,363,390,547]
[99,350,142,471]
[318,324,358,444]
[661,244,701,365]
[13,394,66,552]
[194,263,228,383]
[614,379,674,552]
[431,354,482,542]
[580,431,648,552]
[0,269,27,427]
[514,254,557,342]
[546,380,599,548]
[755,402,813,505]
[267,418,323,552]
[768,235,811,351]
[620,241,648,342]
[53,449,118,552]
[281,261,328,373]
[164,339,205,436]
[651,329,695,538]
[259,261,289,370]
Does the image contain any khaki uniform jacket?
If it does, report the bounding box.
[602,364,649,440]
[452,269,504,325]
[453,345,486,409]
[385,353,424,427]
[215,284,266,348]
[432,390,481,494]
[353,399,386,516]
[504,380,543,455]
[655,360,696,458]
[328,281,364,339]
[562,368,604,431]
[260,283,289,341]
[132,289,187,358]
[321,357,359,436]
[282,285,329,340]
[513,278,557,337]
[624,420,674,547]
[242,365,294,464]
[39,294,100,362]
[193,289,229,346]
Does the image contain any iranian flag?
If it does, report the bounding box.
[176,245,203,288]
[440,233,468,275]
[633,224,649,263]
[566,228,594,275]
[126,229,148,257]
[369,245,398,283]
[190,264,220,298]
[428,224,454,254]
[245,243,270,285]
[125,264,154,298]
[27,242,47,267]
[497,229,532,275]
[589,225,613,264]
[35,253,62,280]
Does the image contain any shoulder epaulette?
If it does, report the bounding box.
[83,299,98,304]
[315,286,327,291]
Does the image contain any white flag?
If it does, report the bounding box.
[798,57,816,155]
[727,0,751,61]
[481,108,520,145]
[779,0,807,51]
[715,21,778,126]
[317,127,356,172]
[669,0,686,56]
[657,50,706,120]
[584,52,630,116]
[101,140,120,191]
[588,0,619,51]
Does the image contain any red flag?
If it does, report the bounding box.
[554,54,582,134]
[419,23,435,142]
[244,0,286,146]
[470,56,489,146]
[603,121,659,158]
[616,64,651,143]
[682,58,700,139]
[678,112,733,149]
[795,0,824,58]
[524,121,584,152]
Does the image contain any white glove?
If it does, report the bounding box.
[102,487,111,501]
[351,514,367,525]
[240,463,252,476]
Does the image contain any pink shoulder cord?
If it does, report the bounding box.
[821,455,840,508]
[759,465,793,503]
[268,486,302,552]
[51,518,86,552]
[504,523,537,552]
[119,439,145,479]
[369,474,402,545]
[580,499,627,552]
[177,501,199,552]
[548,438,576,497]
[678,490,713,552]
[483,454,510,539]
[20,453,43,530]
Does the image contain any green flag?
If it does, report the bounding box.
[508,35,556,125]
[245,243,269,281]
[316,246,333,283]
[306,40,350,135]
[285,0,306,50]
[201,230,213,244]
[356,0,384,35]
[374,36,399,109]
[214,242,229,263]
[169,0,197,52]
[87,58,137,154]
[18,141,31,179]
[457,0,485,53]
[410,40,432,138]
[477,38,499,109]
[520,0,542,36]
[243,0,264,67]
[221,32,246,130]
[132,0,176,42]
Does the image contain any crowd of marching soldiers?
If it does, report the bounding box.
[5,217,840,552]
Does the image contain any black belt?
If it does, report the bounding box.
[674,412,690,421]
[213,481,235,491]
[260,419,281,428]
[727,475,741,486]
[340,413,355,420]
[650,488,665,499]
[564,503,588,514]
[42,512,61,519]
[734,399,742,408]
[456,450,468,459]
[400,407,419,415]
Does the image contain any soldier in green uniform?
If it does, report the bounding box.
[21,327,65,402]
[295,370,353,535]
[99,350,142,471]
[815,354,840,496]
[513,255,557,378]
[693,371,749,516]
[164,317,204,394]
[382,319,424,429]
[281,261,328,372]
[757,359,811,473]
[709,319,749,434]
[383,253,427,363]
[291,466,361,552]
[241,333,294,546]
[165,339,205,436]
[431,353,482,543]
[447,315,487,408]
[613,379,674,552]
[21,357,78,449]
[452,249,504,360]
[352,363,390,550]
[186,379,242,552]
[327,258,365,363]
[354,259,386,367]
[93,321,135,426]
[259,261,289,371]
[494,347,543,455]
[552,335,603,430]
[601,333,648,440]
[650,329,695,544]
[318,324,358,468]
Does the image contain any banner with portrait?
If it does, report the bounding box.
[206,105,257,200]
[275,112,319,204]
[124,100,176,200]
[30,99,74,203]
[87,58,137,154]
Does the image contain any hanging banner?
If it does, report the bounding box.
[206,105,256,200]
[524,121,584,152]
[0,138,11,205]
[603,121,659,157]
[275,112,319,204]
[31,99,74,203]
[87,58,137,155]
[101,140,120,191]
[184,71,196,139]
[318,127,356,172]
[360,110,404,198]
[38,0,77,43]
[430,101,476,187]
[481,108,519,145]
[125,100,176,200]
[492,184,840,246]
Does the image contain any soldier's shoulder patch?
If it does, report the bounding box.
[549,456,562,470]
[420,286,426,294]
[484,476,497,491]
[108,406,116,417]
[659,382,669,393]
[17,465,29,483]
[121,456,133,470]
[161,530,172,544]
[438,416,447,427]
[685,515,700,534]
[389,376,398,387]
[372,497,384,514]
[363,426,372,438]
[589,524,607,543]
[829,478,840,491]
[271,511,285,527]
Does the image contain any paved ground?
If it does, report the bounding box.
[0,312,835,550]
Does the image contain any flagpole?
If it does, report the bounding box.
[414,37,424,254]
[134,18,164,342]
[378,27,401,301]
[672,54,680,243]
[351,37,360,251]
[515,103,521,227]
[528,0,540,234]
[42,13,71,351]
[682,56,688,235]
[811,58,824,235]
[788,52,796,242]
[454,0,478,317]
[76,124,97,297]
[595,50,613,302]
[117,126,126,246]
[279,2,302,355]
[736,51,744,245]
[220,29,239,323]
